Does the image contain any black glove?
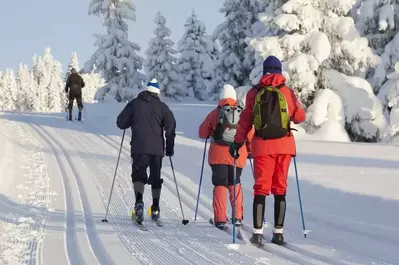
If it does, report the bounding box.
[165,147,174,157]
[229,142,243,159]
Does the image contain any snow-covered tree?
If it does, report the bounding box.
[81,67,106,103]
[0,69,18,111]
[321,69,387,141]
[213,0,265,90]
[66,51,80,78]
[85,0,146,102]
[32,48,63,112]
[305,88,350,142]
[176,11,219,100]
[249,0,379,104]
[372,32,399,95]
[144,12,182,98]
[246,0,385,141]
[379,62,399,142]
[352,0,399,56]
[16,64,39,112]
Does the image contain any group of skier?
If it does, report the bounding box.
[115,55,305,247]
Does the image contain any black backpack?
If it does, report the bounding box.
[253,84,290,139]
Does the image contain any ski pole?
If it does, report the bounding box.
[194,138,208,221]
[232,157,237,244]
[102,129,125,222]
[293,156,308,238]
[169,157,190,225]
[249,157,254,175]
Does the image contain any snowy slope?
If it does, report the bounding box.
[0,102,398,265]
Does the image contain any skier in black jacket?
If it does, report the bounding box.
[65,68,85,121]
[116,79,176,224]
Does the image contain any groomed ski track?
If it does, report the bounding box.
[4,112,294,265]
[1,106,398,265]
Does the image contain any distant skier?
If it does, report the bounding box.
[116,79,176,224]
[229,56,306,246]
[65,68,85,121]
[199,84,254,229]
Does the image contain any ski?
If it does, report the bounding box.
[209,217,243,240]
[133,221,148,231]
[147,206,162,227]
[131,211,148,231]
[152,219,163,227]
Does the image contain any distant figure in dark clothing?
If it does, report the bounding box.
[116,79,176,224]
[65,68,85,121]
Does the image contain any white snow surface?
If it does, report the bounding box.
[0,102,398,264]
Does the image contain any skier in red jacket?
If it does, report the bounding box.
[229,56,306,247]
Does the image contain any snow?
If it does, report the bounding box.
[322,69,388,141]
[0,102,399,264]
[305,88,351,142]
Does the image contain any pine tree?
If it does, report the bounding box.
[247,0,385,141]
[353,0,399,56]
[176,11,219,100]
[66,51,80,78]
[32,48,63,112]
[0,71,4,110]
[144,12,182,98]
[1,69,18,111]
[81,66,106,103]
[213,0,265,90]
[84,0,146,102]
[16,64,39,112]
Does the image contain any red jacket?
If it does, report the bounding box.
[234,74,306,157]
[199,98,254,168]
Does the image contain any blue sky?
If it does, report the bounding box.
[0,0,224,72]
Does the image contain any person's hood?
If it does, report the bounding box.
[259,73,286,87]
[137,90,159,103]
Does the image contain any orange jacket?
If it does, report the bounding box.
[199,98,254,168]
[234,74,306,157]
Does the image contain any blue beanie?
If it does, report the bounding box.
[146,78,160,94]
[263,56,282,75]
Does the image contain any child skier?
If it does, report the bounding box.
[199,84,254,229]
[229,56,306,246]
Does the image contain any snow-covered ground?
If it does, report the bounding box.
[0,102,398,265]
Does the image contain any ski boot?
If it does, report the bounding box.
[68,109,72,121]
[134,202,144,224]
[77,111,82,121]
[250,233,264,247]
[150,205,160,221]
[231,217,242,227]
[271,232,284,246]
[215,222,226,230]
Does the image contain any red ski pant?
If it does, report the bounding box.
[253,154,292,196]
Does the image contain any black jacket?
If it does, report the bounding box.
[116,91,176,157]
[65,73,85,94]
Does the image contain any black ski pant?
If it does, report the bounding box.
[68,92,83,110]
[210,164,242,186]
[131,155,163,189]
